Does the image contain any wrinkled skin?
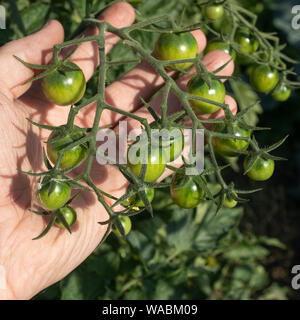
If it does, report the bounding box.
[0,2,236,299]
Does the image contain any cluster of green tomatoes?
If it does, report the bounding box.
[32,5,285,238]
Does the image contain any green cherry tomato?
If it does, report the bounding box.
[127,144,166,182]
[41,61,86,106]
[155,32,198,71]
[55,206,77,229]
[205,39,236,60]
[187,77,226,114]
[134,188,155,207]
[234,29,259,65]
[250,65,279,93]
[235,28,259,55]
[244,156,275,181]
[205,5,224,20]
[272,84,291,102]
[156,127,184,162]
[212,123,251,157]
[223,192,238,208]
[170,174,206,209]
[37,175,71,211]
[47,125,88,170]
[112,215,132,237]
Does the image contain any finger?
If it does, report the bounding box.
[77,29,207,127]
[0,20,64,99]
[63,2,135,81]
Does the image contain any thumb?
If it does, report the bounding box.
[0,20,64,99]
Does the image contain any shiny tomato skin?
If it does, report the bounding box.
[155,32,198,71]
[187,77,226,114]
[205,39,236,60]
[47,126,88,170]
[205,5,224,20]
[250,65,279,93]
[272,84,291,102]
[170,174,206,209]
[244,156,275,181]
[41,61,86,106]
[37,176,71,211]
[212,123,251,157]
[127,145,166,182]
[113,215,132,237]
[55,206,77,228]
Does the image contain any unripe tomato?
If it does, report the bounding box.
[153,126,184,162]
[125,187,155,208]
[37,175,71,211]
[205,5,224,20]
[250,65,279,93]
[155,32,198,71]
[134,188,155,207]
[212,123,251,157]
[127,144,166,182]
[187,77,226,114]
[244,156,275,181]
[272,84,291,102]
[234,29,259,65]
[41,61,86,106]
[47,125,88,170]
[170,174,206,209]
[55,206,77,228]
[112,215,132,236]
[223,192,238,208]
[205,39,236,60]
[235,29,259,54]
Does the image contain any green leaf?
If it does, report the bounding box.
[223,244,269,262]
[193,204,243,252]
[127,230,156,263]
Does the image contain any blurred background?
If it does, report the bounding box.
[1,0,300,300]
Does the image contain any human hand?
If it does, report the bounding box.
[0,2,235,299]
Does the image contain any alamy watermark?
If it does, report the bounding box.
[291,265,300,290]
[95,121,204,175]
[0,5,5,30]
[291,5,300,30]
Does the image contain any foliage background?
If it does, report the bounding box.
[1,0,300,300]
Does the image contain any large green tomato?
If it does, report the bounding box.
[37,175,71,211]
[205,5,224,20]
[272,84,291,102]
[250,65,279,93]
[55,206,77,229]
[127,144,166,182]
[170,174,206,209]
[155,32,198,71]
[41,61,86,106]
[244,156,275,181]
[112,215,132,237]
[205,39,236,60]
[187,77,226,114]
[47,125,88,170]
[212,123,251,157]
